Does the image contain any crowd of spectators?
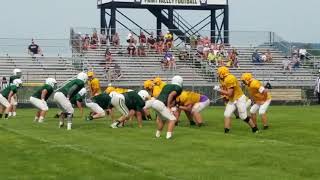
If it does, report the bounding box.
[251,49,273,64]
[194,36,240,68]
[281,47,308,73]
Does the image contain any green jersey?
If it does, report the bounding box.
[92,92,111,109]
[70,93,84,105]
[9,75,19,84]
[59,79,84,99]
[123,91,145,111]
[1,85,17,99]
[158,84,183,105]
[31,84,54,101]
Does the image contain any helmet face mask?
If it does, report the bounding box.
[144,80,154,90]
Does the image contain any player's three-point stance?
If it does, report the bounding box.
[0,79,23,119]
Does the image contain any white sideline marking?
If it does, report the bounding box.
[0,126,179,180]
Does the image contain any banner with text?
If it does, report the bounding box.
[141,0,202,6]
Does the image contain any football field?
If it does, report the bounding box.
[0,106,319,180]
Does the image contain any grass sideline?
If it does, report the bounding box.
[0,106,320,180]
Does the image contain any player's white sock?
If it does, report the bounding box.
[12,112,16,117]
[34,116,39,122]
[59,121,64,128]
[38,116,44,123]
[67,123,72,130]
[166,132,172,139]
[156,130,161,138]
[8,112,12,117]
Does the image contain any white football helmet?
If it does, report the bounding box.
[78,88,87,96]
[13,69,22,77]
[13,79,23,88]
[138,90,150,101]
[77,72,88,83]
[45,78,57,88]
[171,75,183,87]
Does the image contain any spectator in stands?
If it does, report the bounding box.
[0,77,8,90]
[127,41,136,57]
[156,32,165,54]
[299,48,307,61]
[90,31,99,49]
[137,42,146,57]
[202,43,210,60]
[147,32,156,49]
[207,50,215,65]
[252,49,262,63]
[104,48,112,70]
[127,32,133,43]
[282,57,292,73]
[190,35,197,49]
[291,54,300,69]
[163,51,176,71]
[164,31,173,50]
[99,30,107,46]
[178,44,188,61]
[139,32,147,45]
[28,39,43,57]
[227,48,239,68]
[196,41,204,59]
[83,34,90,50]
[265,49,273,63]
[314,70,320,104]
[112,32,120,48]
[218,44,228,58]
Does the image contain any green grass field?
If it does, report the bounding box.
[1,106,320,180]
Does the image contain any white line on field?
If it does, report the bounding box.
[0,126,179,180]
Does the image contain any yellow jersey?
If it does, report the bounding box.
[247,79,271,102]
[177,91,201,106]
[88,78,101,96]
[152,85,162,98]
[105,87,129,94]
[222,74,243,102]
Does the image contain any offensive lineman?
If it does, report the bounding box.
[53,72,88,130]
[29,78,56,122]
[241,73,271,129]
[110,90,146,128]
[213,67,259,133]
[85,92,112,121]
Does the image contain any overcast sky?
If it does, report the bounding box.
[0,0,318,43]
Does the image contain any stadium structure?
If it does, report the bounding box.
[0,0,319,104]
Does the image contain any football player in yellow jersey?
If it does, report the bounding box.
[176,90,210,127]
[143,79,160,98]
[105,84,132,94]
[213,66,259,133]
[87,71,101,96]
[241,73,271,129]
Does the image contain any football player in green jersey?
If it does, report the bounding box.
[30,78,56,123]
[110,90,146,128]
[85,92,112,121]
[8,68,22,117]
[53,72,88,130]
[154,75,183,139]
[0,79,23,119]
